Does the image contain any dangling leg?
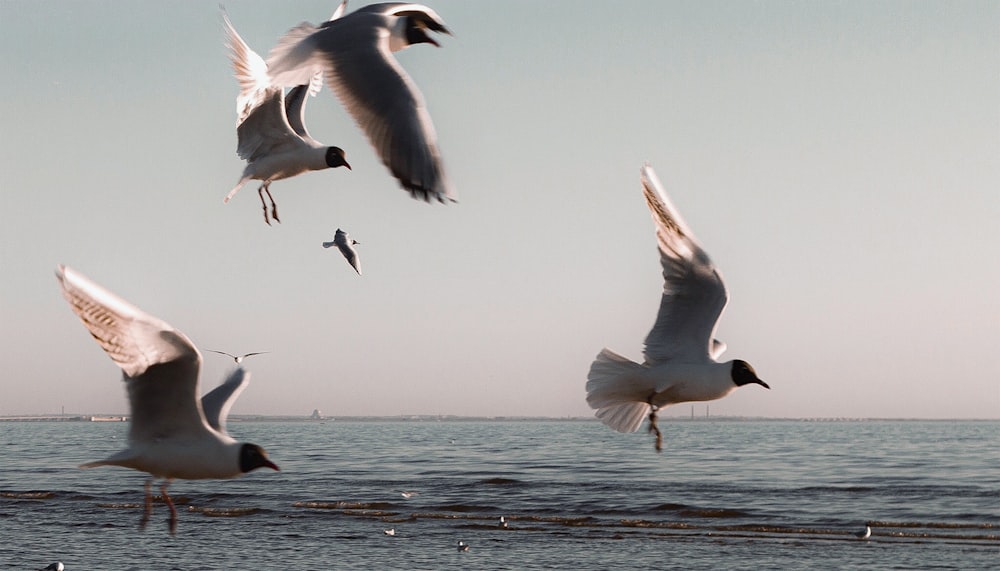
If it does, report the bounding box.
[140,478,154,530]
[262,184,280,224]
[160,479,178,535]
[646,396,663,453]
[257,184,272,225]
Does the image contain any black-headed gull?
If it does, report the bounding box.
[854,525,872,539]
[383,528,396,536]
[206,350,269,364]
[265,2,455,203]
[322,228,361,275]
[40,563,64,571]
[223,9,351,225]
[55,265,279,534]
[457,541,470,552]
[586,165,769,452]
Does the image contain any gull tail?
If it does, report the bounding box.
[586,348,651,433]
[79,449,139,470]
[322,241,335,248]
[225,176,251,204]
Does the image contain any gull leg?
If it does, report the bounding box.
[140,478,154,530]
[161,479,178,535]
[257,184,272,225]
[263,184,280,224]
[646,396,663,453]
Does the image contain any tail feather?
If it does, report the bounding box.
[586,348,651,433]
[224,176,251,204]
[322,241,335,248]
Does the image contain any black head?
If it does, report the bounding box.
[239,443,280,473]
[405,18,441,47]
[731,360,769,389]
[325,147,351,170]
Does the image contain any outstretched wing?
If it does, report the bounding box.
[201,368,250,436]
[639,165,729,364]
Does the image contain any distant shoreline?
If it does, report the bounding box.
[0,415,995,423]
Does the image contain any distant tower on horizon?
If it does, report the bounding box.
[310,409,323,420]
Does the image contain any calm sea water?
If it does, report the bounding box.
[1,419,996,570]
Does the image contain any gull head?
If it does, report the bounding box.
[325,147,351,170]
[239,443,280,473]
[731,360,769,389]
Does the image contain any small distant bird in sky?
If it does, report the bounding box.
[206,350,269,364]
[56,265,279,534]
[586,164,769,452]
[222,8,351,225]
[855,525,872,539]
[265,2,455,203]
[323,229,361,275]
[457,541,470,552]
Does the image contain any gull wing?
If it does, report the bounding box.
[267,13,454,202]
[223,12,270,126]
[55,265,212,444]
[201,368,250,436]
[639,165,729,364]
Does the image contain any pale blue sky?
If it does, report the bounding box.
[1,1,997,419]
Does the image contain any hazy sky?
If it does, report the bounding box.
[1,1,997,419]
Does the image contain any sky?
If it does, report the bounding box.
[1,1,997,420]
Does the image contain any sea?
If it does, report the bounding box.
[1,419,996,570]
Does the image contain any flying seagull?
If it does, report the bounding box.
[585,165,769,452]
[322,228,361,274]
[55,265,279,534]
[222,7,351,225]
[264,2,455,203]
[206,350,269,364]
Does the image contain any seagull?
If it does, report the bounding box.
[222,8,351,225]
[457,541,470,552]
[55,265,279,534]
[383,528,396,536]
[854,525,872,539]
[585,165,770,452]
[40,563,64,571]
[264,2,455,203]
[322,228,361,275]
[206,350,269,364]
[498,516,508,528]
[400,491,417,499]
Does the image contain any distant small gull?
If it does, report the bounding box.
[586,164,769,452]
[457,541,470,552]
[322,229,362,275]
[383,528,395,536]
[498,516,508,528]
[55,265,279,534]
[41,563,63,571]
[206,350,269,364]
[854,525,872,539]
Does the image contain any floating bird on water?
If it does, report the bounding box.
[206,350,269,364]
[457,541,470,552]
[854,525,872,539]
[323,228,361,274]
[498,516,508,528]
[222,8,351,225]
[383,528,396,536]
[400,491,417,499]
[40,563,63,571]
[55,265,279,534]
[586,164,769,452]
[265,2,455,203]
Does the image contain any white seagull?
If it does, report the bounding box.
[40,563,64,571]
[585,165,769,452]
[264,2,455,203]
[383,528,396,536]
[55,265,279,534]
[206,350,269,364]
[322,228,362,275]
[222,8,351,225]
[854,525,872,539]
